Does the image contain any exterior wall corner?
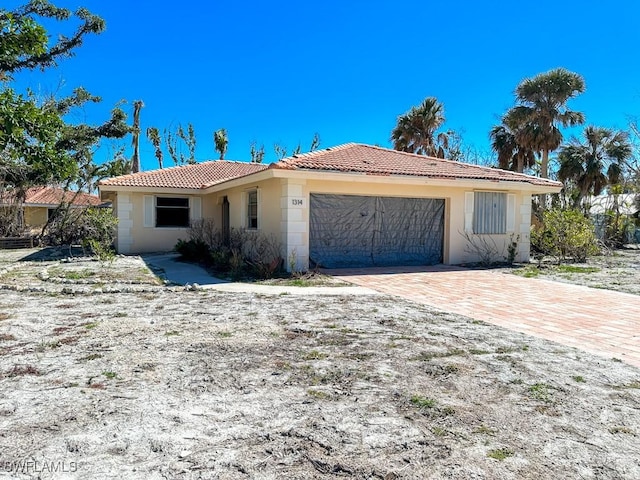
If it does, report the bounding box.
[280,179,309,272]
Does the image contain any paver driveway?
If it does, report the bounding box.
[327,266,640,368]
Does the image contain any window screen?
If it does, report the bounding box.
[247,191,258,229]
[473,192,506,234]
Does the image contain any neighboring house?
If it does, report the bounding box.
[589,193,639,243]
[99,143,561,270]
[0,186,103,231]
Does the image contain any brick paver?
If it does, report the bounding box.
[327,266,640,368]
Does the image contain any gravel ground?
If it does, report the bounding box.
[0,248,639,479]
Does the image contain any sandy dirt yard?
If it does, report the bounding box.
[0,249,639,479]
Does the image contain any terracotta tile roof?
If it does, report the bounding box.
[1,187,102,206]
[270,143,562,188]
[99,161,268,189]
[98,144,562,190]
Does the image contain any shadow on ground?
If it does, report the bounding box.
[141,252,228,286]
[16,246,88,262]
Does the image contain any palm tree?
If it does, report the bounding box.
[391,97,449,157]
[146,127,163,169]
[131,100,143,173]
[490,120,536,173]
[214,128,228,160]
[506,68,586,179]
[558,126,632,209]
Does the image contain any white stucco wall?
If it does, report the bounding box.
[116,193,133,254]
[280,179,308,272]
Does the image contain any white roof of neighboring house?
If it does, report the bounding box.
[589,194,638,215]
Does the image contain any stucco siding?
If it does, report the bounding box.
[210,178,282,238]
[24,207,48,228]
[459,192,532,264]
[122,192,202,253]
[117,179,283,254]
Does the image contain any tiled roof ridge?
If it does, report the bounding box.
[99,159,269,189]
[295,142,357,158]
[200,162,268,188]
[272,143,358,165]
[274,142,445,165]
[272,143,560,187]
[290,143,551,181]
[100,159,251,183]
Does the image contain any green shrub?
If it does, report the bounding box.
[603,210,635,248]
[209,250,230,269]
[531,208,599,263]
[42,206,117,260]
[82,208,118,261]
[174,239,210,262]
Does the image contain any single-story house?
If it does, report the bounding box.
[0,186,103,230]
[98,143,562,270]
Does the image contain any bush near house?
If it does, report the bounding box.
[175,219,283,279]
[41,207,118,260]
[531,208,599,263]
[603,210,637,248]
[589,193,640,248]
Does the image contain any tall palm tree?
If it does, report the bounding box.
[490,120,536,173]
[506,68,585,179]
[558,126,632,209]
[131,100,143,173]
[146,127,163,169]
[214,128,228,160]
[391,97,449,157]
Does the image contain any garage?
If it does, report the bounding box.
[309,194,445,268]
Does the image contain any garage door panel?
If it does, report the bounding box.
[310,194,444,268]
[309,194,376,267]
[375,197,444,265]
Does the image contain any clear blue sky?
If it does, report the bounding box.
[8,0,640,171]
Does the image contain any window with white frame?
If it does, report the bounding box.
[473,192,506,234]
[247,190,258,229]
[155,197,190,227]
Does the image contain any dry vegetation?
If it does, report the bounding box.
[0,249,639,479]
[512,249,640,295]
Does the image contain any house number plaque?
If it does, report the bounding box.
[290,198,304,208]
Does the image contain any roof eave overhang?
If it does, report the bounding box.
[98,185,205,195]
[100,168,562,195]
[23,202,92,208]
[261,169,562,194]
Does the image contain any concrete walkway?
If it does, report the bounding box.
[141,253,227,287]
[141,253,378,296]
[327,265,640,368]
